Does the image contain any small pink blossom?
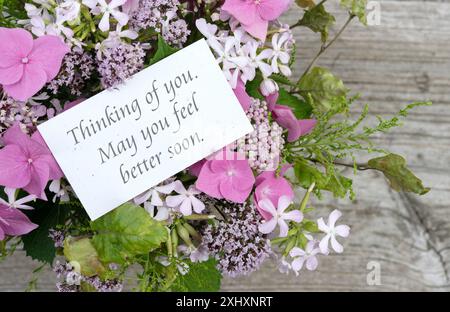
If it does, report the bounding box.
[222,0,292,41]
[289,241,321,275]
[166,181,205,216]
[258,195,303,237]
[0,203,38,241]
[196,153,255,203]
[233,76,252,111]
[0,27,69,101]
[0,124,63,198]
[254,168,294,220]
[318,209,350,254]
[266,92,317,142]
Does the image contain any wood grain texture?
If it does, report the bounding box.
[1,0,449,292]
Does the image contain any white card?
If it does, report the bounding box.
[38,39,253,220]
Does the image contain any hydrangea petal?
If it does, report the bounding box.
[222,0,259,25]
[257,0,291,21]
[0,28,33,68]
[242,19,268,41]
[0,204,38,237]
[0,64,24,85]
[23,160,50,197]
[3,62,47,101]
[0,145,31,188]
[28,36,70,82]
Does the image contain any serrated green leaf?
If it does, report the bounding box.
[340,0,367,24]
[91,203,167,264]
[368,154,430,195]
[149,35,179,65]
[22,201,69,264]
[245,72,264,99]
[64,237,106,277]
[278,88,313,119]
[299,67,349,113]
[294,160,328,189]
[171,258,221,292]
[298,4,336,42]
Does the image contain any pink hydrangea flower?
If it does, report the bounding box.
[318,209,350,254]
[254,168,294,220]
[196,152,255,203]
[258,195,303,237]
[266,92,317,142]
[0,124,64,198]
[0,28,69,101]
[0,203,38,241]
[222,0,292,41]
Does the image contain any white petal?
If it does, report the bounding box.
[112,11,129,26]
[258,217,277,234]
[289,247,305,258]
[172,180,187,194]
[335,225,350,238]
[165,195,186,208]
[305,256,318,271]
[98,12,110,32]
[278,219,289,237]
[331,235,344,253]
[319,234,331,254]
[281,210,303,223]
[317,217,329,233]
[291,257,305,272]
[179,199,192,216]
[328,209,342,228]
[154,207,169,221]
[258,199,277,217]
[277,195,293,214]
[190,196,205,214]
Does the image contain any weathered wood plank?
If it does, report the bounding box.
[1,0,449,291]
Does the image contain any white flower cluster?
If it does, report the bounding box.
[195,18,295,96]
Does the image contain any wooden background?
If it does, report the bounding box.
[1,0,449,291]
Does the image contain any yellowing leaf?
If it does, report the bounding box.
[64,237,106,277]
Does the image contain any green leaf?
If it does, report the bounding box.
[278,88,313,119]
[149,35,179,65]
[91,202,167,264]
[245,72,264,99]
[171,258,221,292]
[368,154,430,195]
[299,67,349,113]
[340,0,367,24]
[22,201,69,264]
[298,4,336,42]
[294,160,328,190]
[64,237,106,277]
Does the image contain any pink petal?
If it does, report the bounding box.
[0,227,4,241]
[233,77,252,111]
[2,123,33,151]
[222,0,259,26]
[219,179,249,203]
[28,35,70,81]
[165,194,186,208]
[3,62,47,101]
[272,105,302,142]
[299,119,317,136]
[0,28,33,68]
[257,0,291,21]
[0,145,31,188]
[0,64,24,85]
[242,18,269,41]
[328,209,342,228]
[258,217,277,234]
[23,161,50,197]
[265,92,279,111]
[0,204,38,237]
[188,159,206,177]
[31,131,64,179]
[278,219,289,237]
[335,224,350,238]
[195,161,223,199]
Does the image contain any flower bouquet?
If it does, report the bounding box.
[0,0,430,292]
